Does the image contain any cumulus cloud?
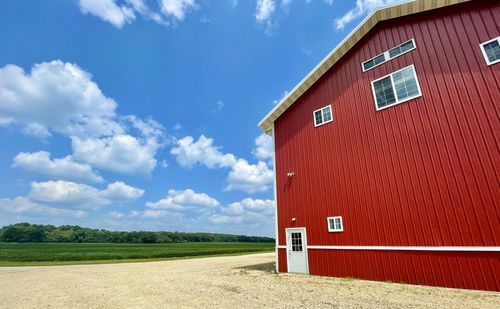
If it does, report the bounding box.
[256,0,276,22]
[160,0,196,21]
[0,197,86,219]
[126,0,167,25]
[28,180,144,209]
[71,134,160,175]
[0,60,165,176]
[170,135,236,169]
[225,159,273,193]
[12,151,104,184]
[171,135,273,193]
[130,208,186,219]
[210,198,274,225]
[109,211,126,219]
[78,0,196,27]
[334,0,402,30]
[253,133,273,161]
[146,189,219,211]
[79,0,136,28]
[103,193,274,235]
[101,181,145,200]
[21,123,51,138]
[0,61,121,138]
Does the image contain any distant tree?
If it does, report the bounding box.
[0,223,275,244]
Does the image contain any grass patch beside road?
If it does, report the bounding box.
[0,242,274,266]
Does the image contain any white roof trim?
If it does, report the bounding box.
[258,0,470,135]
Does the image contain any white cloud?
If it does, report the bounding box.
[71,134,160,175]
[334,0,402,30]
[146,189,219,211]
[0,197,86,218]
[101,181,145,200]
[170,135,236,169]
[21,123,51,138]
[79,0,136,28]
[29,181,108,207]
[28,180,144,209]
[126,0,168,25]
[13,151,104,184]
[131,209,184,219]
[0,117,13,126]
[210,198,274,225]
[209,214,244,224]
[109,211,126,219]
[229,197,274,215]
[102,195,274,235]
[79,0,198,27]
[225,159,273,193]
[171,135,274,193]
[256,0,276,22]
[0,60,165,176]
[142,209,170,218]
[160,0,196,21]
[253,133,273,161]
[0,61,121,138]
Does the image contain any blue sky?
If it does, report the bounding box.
[0,0,401,236]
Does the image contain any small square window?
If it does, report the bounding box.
[371,65,422,111]
[313,105,333,127]
[480,37,500,66]
[327,216,343,232]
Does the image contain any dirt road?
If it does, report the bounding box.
[0,252,498,308]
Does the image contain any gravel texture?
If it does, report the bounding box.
[0,252,498,308]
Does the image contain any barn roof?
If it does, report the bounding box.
[258,0,470,135]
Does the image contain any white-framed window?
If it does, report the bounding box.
[480,36,500,66]
[362,39,416,72]
[313,105,333,127]
[327,216,343,232]
[371,64,422,111]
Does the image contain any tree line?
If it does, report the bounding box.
[0,223,274,243]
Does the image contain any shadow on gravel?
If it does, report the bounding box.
[236,262,276,273]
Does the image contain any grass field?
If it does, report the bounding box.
[0,242,274,266]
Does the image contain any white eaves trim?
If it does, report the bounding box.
[258,0,471,135]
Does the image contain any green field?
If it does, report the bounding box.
[0,242,274,266]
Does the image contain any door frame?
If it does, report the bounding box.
[285,227,309,274]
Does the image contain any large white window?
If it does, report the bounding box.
[327,216,343,232]
[371,65,422,111]
[313,105,333,127]
[480,36,500,66]
[362,39,416,72]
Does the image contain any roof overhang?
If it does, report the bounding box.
[258,0,470,135]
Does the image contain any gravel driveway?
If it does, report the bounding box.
[0,252,498,308]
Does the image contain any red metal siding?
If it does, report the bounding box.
[274,1,500,291]
[306,250,500,291]
[278,249,287,273]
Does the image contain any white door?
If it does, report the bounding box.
[286,228,308,274]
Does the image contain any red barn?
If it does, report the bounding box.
[258,0,499,291]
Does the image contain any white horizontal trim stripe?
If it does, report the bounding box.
[277,245,499,252]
